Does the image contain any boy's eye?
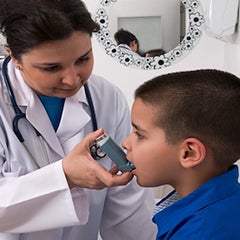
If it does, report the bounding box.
[134,131,144,140]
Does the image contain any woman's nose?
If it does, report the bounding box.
[62,67,80,85]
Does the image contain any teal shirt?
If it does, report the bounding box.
[38,95,65,131]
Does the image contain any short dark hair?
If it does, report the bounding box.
[114,28,139,47]
[135,69,240,167]
[0,0,100,60]
[145,48,166,57]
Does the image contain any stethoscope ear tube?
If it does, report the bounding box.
[2,56,41,142]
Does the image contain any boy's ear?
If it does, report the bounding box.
[179,138,206,169]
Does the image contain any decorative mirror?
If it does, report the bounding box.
[94,0,205,70]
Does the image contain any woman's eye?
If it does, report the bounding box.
[76,56,89,64]
[41,65,60,72]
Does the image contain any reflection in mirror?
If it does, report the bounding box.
[109,0,185,55]
[94,0,204,70]
[0,34,6,59]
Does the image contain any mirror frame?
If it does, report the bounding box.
[94,0,205,70]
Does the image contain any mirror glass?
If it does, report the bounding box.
[0,34,6,59]
[94,0,205,70]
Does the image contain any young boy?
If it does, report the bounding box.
[122,69,240,239]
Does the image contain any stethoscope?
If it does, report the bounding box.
[1,56,106,166]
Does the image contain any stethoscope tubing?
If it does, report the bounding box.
[2,56,28,142]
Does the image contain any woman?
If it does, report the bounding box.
[0,0,156,239]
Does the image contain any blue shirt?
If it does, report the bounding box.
[153,165,240,239]
[38,95,65,131]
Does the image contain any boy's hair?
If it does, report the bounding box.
[0,0,100,60]
[135,69,240,167]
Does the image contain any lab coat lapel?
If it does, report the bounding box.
[6,62,66,158]
[55,88,91,155]
[26,94,65,157]
[56,97,90,143]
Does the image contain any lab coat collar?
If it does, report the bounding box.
[26,92,91,157]
[26,89,91,157]
[26,94,65,157]
[3,60,32,105]
[56,90,91,143]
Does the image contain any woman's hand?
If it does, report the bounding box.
[62,128,133,189]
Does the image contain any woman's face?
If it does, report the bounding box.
[122,98,182,187]
[10,31,94,98]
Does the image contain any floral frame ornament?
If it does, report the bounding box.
[94,0,205,70]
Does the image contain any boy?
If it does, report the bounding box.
[123,69,240,239]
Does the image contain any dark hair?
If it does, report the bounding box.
[135,69,240,167]
[114,28,139,49]
[0,0,100,60]
[145,48,166,57]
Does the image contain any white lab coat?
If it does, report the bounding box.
[118,44,141,57]
[0,60,157,239]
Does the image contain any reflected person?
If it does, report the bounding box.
[114,28,142,57]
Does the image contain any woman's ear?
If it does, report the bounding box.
[179,138,206,169]
[5,47,22,70]
[5,47,12,58]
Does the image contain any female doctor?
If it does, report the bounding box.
[0,0,157,239]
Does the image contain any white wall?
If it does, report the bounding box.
[0,34,6,56]
[84,0,240,198]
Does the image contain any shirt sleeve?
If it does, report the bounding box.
[0,160,89,233]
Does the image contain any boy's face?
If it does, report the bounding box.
[123,98,182,187]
